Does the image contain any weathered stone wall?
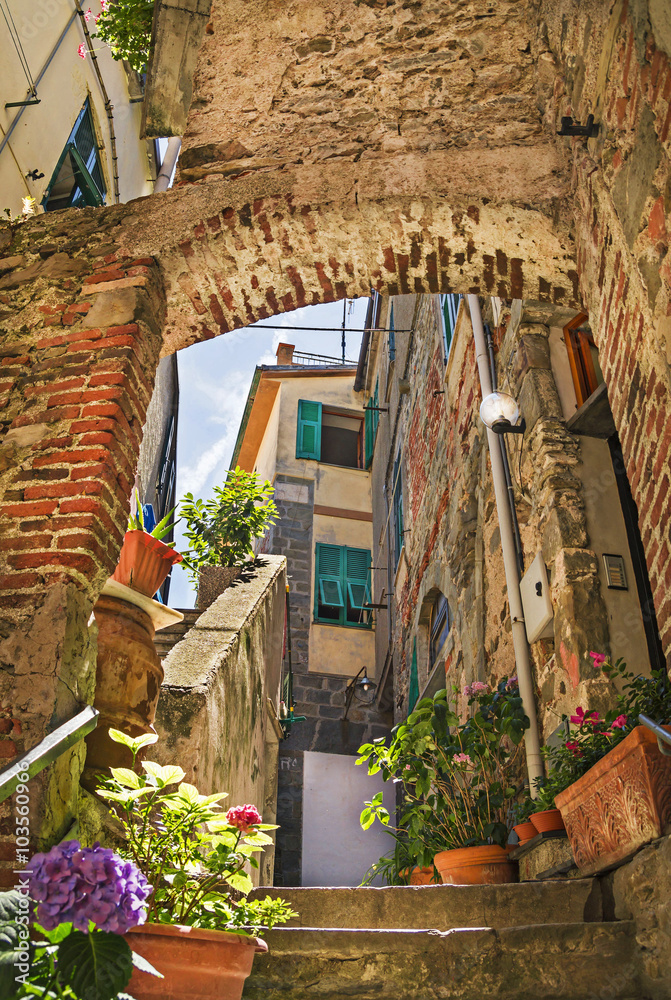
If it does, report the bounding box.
[536,0,671,664]
[153,555,286,887]
[0,214,164,883]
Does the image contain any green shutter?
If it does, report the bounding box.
[408,639,419,712]
[297,399,322,459]
[346,548,371,610]
[364,379,379,469]
[315,544,343,618]
[393,454,404,568]
[389,305,396,362]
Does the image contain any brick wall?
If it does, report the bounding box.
[0,213,165,877]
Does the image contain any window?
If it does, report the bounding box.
[392,452,404,570]
[563,312,604,407]
[429,593,450,669]
[363,379,379,469]
[43,101,106,211]
[296,400,363,468]
[440,294,461,362]
[314,543,372,628]
[408,639,419,713]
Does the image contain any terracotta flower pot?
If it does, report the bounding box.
[529,808,565,834]
[513,820,537,845]
[433,845,518,885]
[125,923,267,1000]
[113,530,183,598]
[401,866,441,885]
[555,724,671,875]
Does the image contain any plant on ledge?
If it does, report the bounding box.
[94,0,155,73]
[357,678,529,879]
[179,467,278,584]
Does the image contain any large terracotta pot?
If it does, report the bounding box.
[530,808,565,834]
[434,845,517,885]
[113,530,183,598]
[125,923,267,1000]
[85,594,163,772]
[555,724,671,875]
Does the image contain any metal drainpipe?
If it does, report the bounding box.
[154,137,182,192]
[467,294,544,792]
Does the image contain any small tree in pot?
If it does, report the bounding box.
[179,468,278,606]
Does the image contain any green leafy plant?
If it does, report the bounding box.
[97,729,294,934]
[357,677,530,856]
[541,652,671,794]
[127,489,178,542]
[359,824,439,886]
[94,0,155,73]
[179,468,278,582]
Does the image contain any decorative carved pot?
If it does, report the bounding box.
[555,724,671,876]
[85,594,164,772]
[433,845,517,885]
[125,924,267,1000]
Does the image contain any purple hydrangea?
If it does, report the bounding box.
[28,840,151,934]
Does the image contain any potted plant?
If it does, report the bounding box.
[527,774,566,834]
[179,467,278,608]
[511,798,537,846]
[551,652,671,874]
[359,820,441,885]
[95,728,294,999]
[357,677,530,885]
[2,841,160,1000]
[113,496,182,599]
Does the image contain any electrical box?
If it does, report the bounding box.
[519,552,554,643]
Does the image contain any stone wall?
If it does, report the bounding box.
[153,554,286,887]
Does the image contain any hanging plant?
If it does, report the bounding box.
[94,0,155,73]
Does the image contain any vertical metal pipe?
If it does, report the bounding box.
[154,137,181,192]
[467,295,544,792]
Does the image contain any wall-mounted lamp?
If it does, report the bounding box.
[342,666,377,720]
[479,391,526,436]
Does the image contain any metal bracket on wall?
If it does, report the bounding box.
[557,114,599,138]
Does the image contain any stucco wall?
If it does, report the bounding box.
[153,554,286,886]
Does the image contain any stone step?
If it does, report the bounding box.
[243,921,641,1000]
[251,879,602,931]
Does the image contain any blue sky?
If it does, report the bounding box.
[168,298,370,607]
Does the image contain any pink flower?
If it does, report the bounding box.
[611,714,627,729]
[226,804,262,833]
[506,676,518,690]
[589,651,606,669]
[565,740,583,758]
[462,684,472,698]
[77,42,87,59]
[471,681,488,693]
[453,753,473,765]
[84,7,92,20]
[100,0,108,9]
[570,707,600,727]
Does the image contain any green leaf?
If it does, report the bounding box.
[142,761,185,786]
[199,791,229,806]
[58,929,133,1000]
[108,729,158,753]
[225,872,253,895]
[177,782,201,803]
[110,767,141,789]
[242,831,274,846]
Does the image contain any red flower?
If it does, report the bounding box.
[226,804,262,832]
[611,714,627,730]
[565,740,583,758]
[77,43,87,59]
[589,651,607,669]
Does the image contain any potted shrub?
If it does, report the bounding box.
[179,467,278,608]
[511,798,537,846]
[113,498,182,599]
[551,652,671,874]
[359,823,441,886]
[95,728,294,1000]
[527,775,566,834]
[2,841,160,1000]
[357,677,529,885]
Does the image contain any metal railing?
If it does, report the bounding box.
[291,351,356,367]
[0,705,99,803]
[639,714,671,757]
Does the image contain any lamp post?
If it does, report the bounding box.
[342,667,377,721]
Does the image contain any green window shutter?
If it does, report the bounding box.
[389,305,396,362]
[408,640,419,712]
[364,380,379,469]
[346,547,371,610]
[392,454,404,568]
[315,544,343,619]
[297,399,322,459]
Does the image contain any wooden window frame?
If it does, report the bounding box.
[563,312,599,408]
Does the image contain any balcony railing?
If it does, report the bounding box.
[291,351,356,367]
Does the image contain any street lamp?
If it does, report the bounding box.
[342,667,377,720]
[480,391,526,435]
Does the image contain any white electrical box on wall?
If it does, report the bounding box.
[519,552,554,643]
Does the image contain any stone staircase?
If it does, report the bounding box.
[153,608,200,659]
[246,882,645,999]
